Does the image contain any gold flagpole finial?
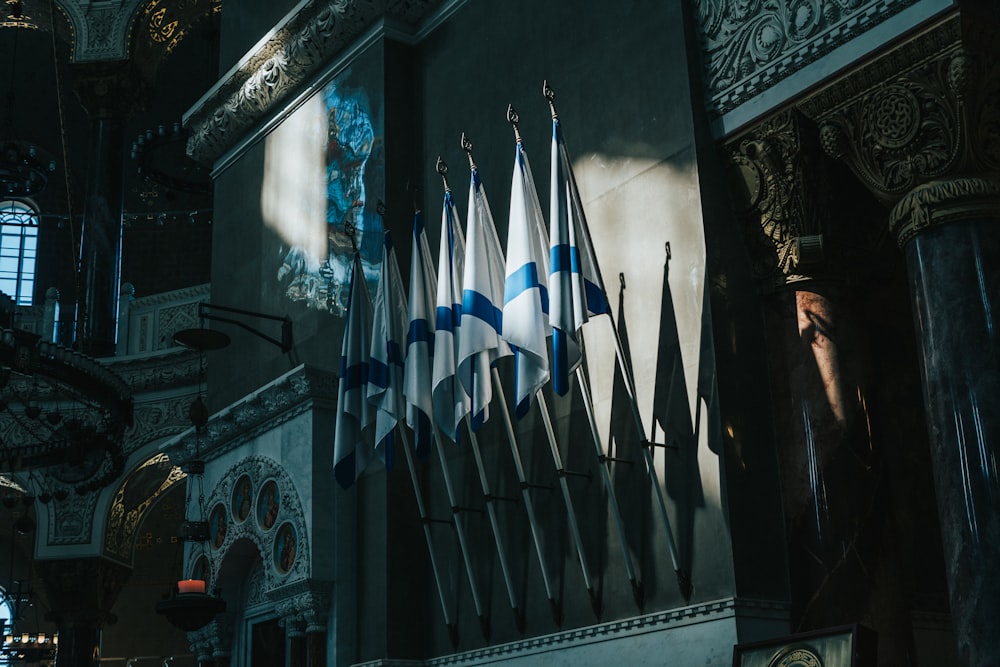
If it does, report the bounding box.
[543,80,558,119]
[460,132,476,170]
[507,104,523,144]
[436,156,451,192]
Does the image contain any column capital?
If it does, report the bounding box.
[799,10,1000,243]
[37,556,130,626]
[724,109,882,290]
[70,60,153,121]
[889,176,1000,246]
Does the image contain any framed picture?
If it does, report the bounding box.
[274,522,297,573]
[256,479,280,530]
[232,474,253,523]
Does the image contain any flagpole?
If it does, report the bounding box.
[456,136,526,632]
[544,81,689,600]
[504,103,599,619]
[534,389,602,617]
[574,363,642,609]
[490,367,562,624]
[429,420,490,640]
[396,422,459,646]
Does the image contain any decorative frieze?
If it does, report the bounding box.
[693,0,919,121]
[184,0,444,165]
[166,365,338,463]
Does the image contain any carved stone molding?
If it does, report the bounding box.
[166,365,338,463]
[693,0,918,120]
[184,0,443,165]
[46,489,99,546]
[269,581,333,633]
[798,12,1000,241]
[724,109,882,289]
[889,176,1000,246]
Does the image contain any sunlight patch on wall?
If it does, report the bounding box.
[261,94,328,274]
[572,153,708,440]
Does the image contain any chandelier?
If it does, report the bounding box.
[0,320,133,494]
[0,139,55,198]
[1,1,58,198]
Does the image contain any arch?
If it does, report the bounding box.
[199,456,310,595]
[102,451,185,565]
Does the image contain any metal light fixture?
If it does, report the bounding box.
[155,434,225,631]
[0,2,58,198]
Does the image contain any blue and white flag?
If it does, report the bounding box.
[549,117,609,396]
[403,211,437,459]
[458,166,511,430]
[503,141,550,417]
[368,231,408,470]
[432,190,471,442]
[334,253,375,488]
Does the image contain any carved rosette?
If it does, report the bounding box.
[725,109,878,289]
[800,13,1000,245]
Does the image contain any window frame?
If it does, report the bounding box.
[0,200,39,306]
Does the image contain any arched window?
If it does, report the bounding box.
[0,201,38,306]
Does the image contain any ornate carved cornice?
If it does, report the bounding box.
[798,11,1000,244]
[724,109,883,290]
[693,0,919,122]
[165,365,338,463]
[184,0,443,165]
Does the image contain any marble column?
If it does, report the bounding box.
[727,110,914,663]
[70,62,150,356]
[800,10,1000,665]
[282,616,306,666]
[892,181,1000,663]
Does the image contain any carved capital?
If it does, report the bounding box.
[725,110,881,289]
[71,60,153,120]
[889,176,1000,246]
[800,13,1000,211]
[37,557,131,625]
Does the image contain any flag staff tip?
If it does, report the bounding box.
[435,155,451,192]
[542,80,558,119]
[460,132,476,169]
[405,178,421,214]
[507,104,523,143]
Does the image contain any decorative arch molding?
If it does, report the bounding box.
[199,455,311,593]
[102,452,185,564]
[36,347,201,549]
